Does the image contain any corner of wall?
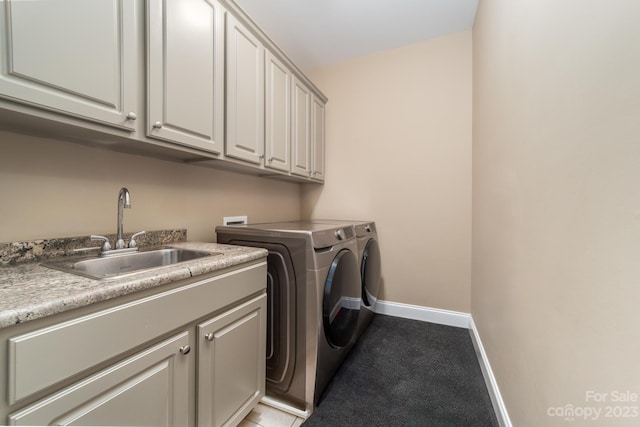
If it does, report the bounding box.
[469,317,512,427]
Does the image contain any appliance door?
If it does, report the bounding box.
[361,238,381,308]
[322,249,361,348]
[227,240,296,393]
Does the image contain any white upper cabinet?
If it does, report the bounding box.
[264,52,291,172]
[147,0,224,153]
[0,0,327,181]
[225,13,265,164]
[291,76,312,177]
[0,0,137,130]
[311,95,326,181]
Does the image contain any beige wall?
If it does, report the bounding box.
[473,0,640,425]
[0,131,301,243]
[302,31,472,312]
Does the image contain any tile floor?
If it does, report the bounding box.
[239,403,305,427]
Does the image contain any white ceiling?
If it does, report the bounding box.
[233,0,479,71]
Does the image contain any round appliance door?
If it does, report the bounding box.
[229,241,295,393]
[323,249,361,348]
[361,238,381,308]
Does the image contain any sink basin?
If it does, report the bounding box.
[43,248,220,280]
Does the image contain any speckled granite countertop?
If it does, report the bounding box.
[0,242,267,329]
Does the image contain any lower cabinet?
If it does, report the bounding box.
[1,261,267,427]
[8,332,191,426]
[197,295,266,427]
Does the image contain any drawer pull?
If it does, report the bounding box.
[179,345,191,355]
[204,333,214,342]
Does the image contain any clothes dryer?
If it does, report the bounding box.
[311,220,381,340]
[352,221,381,338]
[216,221,361,414]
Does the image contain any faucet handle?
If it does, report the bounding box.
[128,231,146,249]
[91,235,112,252]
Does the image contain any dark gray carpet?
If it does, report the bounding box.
[303,315,498,427]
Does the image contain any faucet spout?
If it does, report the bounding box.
[116,187,131,249]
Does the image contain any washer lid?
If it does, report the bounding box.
[218,221,355,248]
[239,221,337,232]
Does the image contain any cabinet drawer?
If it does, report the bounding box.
[7,261,266,404]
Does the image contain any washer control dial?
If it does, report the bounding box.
[335,229,344,240]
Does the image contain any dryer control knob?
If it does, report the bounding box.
[335,229,344,240]
[365,225,372,233]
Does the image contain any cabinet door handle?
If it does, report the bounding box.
[126,112,137,121]
[153,121,163,129]
[179,345,191,355]
[204,332,214,342]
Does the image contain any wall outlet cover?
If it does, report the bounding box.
[223,216,248,226]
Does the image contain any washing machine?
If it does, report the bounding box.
[312,220,381,340]
[215,221,361,414]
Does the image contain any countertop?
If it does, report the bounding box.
[0,242,267,329]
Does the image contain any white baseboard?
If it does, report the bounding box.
[373,300,510,426]
[260,396,309,419]
[469,317,512,427]
[373,299,470,328]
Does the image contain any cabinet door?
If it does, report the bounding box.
[197,294,266,427]
[226,14,265,164]
[265,52,291,172]
[311,95,326,181]
[291,76,311,177]
[8,332,191,426]
[0,0,137,130]
[147,0,224,153]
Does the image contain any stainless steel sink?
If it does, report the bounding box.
[43,248,220,280]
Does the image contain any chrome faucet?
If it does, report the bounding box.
[116,187,131,249]
[91,187,145,256]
